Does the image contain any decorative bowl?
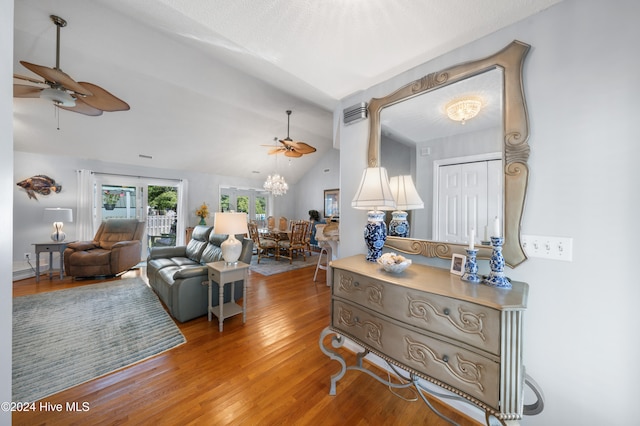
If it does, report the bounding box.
[377,252,411,273]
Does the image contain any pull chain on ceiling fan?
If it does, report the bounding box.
[262,110,317,157]
[13,14,130,116]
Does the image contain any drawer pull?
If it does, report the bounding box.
[442,355,449,363]
[353,281,360,287]
[443,308,450,315]
[354,316,360,323]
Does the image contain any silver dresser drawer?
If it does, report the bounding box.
[332,299,500,408]
[334,269,501,356]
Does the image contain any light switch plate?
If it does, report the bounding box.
[521,235,573,262]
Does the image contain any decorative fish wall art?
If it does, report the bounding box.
[16,175,62,200]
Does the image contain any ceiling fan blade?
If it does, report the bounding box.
[77,82,130,112]
[14,73,46,85]
[267,148,284,155]
[57,97,103,116]
[290,141,317,154]
[14,84,42,98]
[284,150,303,158]
[19,61,92,96]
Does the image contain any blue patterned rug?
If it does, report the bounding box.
[12,278,185,402]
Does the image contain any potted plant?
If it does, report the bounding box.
[103,191,122,210]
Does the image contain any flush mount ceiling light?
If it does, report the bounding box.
[445,97,482,124]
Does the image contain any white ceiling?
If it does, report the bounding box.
[13,0,562,184]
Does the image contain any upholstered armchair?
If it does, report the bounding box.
[64,218,145,278]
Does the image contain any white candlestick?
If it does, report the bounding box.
[484,225,489,241]
[469,229,475,250]
[493,216,500,237]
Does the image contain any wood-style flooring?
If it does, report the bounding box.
[12,263,480,425]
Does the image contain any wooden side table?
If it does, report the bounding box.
[207,261,250,332]
[33,242,68,282]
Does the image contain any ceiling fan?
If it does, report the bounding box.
[13,15,130,116]
[264,110,316,158]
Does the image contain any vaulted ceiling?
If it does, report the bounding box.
[13,0,562,184]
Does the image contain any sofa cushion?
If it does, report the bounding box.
[171,257,201,267]
[200,244,224,264]
[69,248,111,266]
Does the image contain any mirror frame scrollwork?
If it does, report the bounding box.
[367,40,530,268]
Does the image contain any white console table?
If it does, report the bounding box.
[320,255,541,424]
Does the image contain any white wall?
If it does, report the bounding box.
[336,1,640,424]
[293,148,340,221]
[1,0,13,422]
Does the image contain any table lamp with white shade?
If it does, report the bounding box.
[213,212,249,264]
[351,167,396,262]
[388,175,424,238]
[43,208,73,242]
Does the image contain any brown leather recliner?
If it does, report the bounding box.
[64,218,145,278]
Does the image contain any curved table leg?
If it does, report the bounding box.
[318,326,347,396]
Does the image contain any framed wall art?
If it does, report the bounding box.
[324,188,340,219]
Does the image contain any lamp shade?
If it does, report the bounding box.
[389,175,424,210]
[213,212,248,236]
[351,167,396,211]
[43,207,73,223]
[213,212,249,264]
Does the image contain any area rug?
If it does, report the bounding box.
[12,278,186,403]
[250,252,319,276]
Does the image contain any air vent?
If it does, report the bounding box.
[343,102,368,125]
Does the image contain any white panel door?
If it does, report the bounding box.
[438,165,461,242]
[437,161,495,244]
[461,162,488,245]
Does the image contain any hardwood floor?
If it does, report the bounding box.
[12,264,480,425]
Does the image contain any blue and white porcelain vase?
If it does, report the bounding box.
[389,211,409,238]
[461,249,481,283]
[483,236,512,289]
[364,211,387,262]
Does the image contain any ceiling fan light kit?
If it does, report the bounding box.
[39,87,75,107]
[13,14,130,116]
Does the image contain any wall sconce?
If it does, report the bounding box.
[351,167,396,262]
[445,97,482,124]
[213,212,249,264]
[43,208,73,242]
[388,175,424,238]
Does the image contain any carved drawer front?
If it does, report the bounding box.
[332,300,500,408]
[333,269,501,356]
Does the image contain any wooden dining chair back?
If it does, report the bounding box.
[279,217,288,231]
[277,221,308,264]
[248,222,278,263]
[267,216,275,230]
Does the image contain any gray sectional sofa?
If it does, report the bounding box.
[147,225,253,323]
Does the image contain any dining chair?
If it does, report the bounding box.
[248,222,278,263]
[277,221,307,264]
[267,216,275,230]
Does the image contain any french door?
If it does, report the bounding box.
[220,187,268,228]
[93,175,183,258]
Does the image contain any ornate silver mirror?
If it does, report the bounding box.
[367,41,530,267]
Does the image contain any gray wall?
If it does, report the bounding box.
[1,0,13,421]
[293,148,340,221]
[336,1,640,424]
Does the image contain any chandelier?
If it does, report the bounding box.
[445,97,482,124]
[263,173,288,196]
